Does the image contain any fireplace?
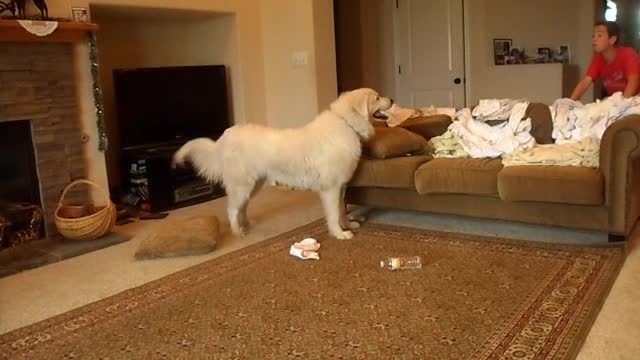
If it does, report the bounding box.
[0,42,90,242]
[0,120,41,206]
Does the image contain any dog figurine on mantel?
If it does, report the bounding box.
[4,0,49,20]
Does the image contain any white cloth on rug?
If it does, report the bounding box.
[471,98,526,121]
[289,238,320,260]
[448,106,535,158]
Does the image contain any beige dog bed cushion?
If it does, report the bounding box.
[134,215,219,260]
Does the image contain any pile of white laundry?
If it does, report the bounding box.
[393,93,640,166]
[447,99,535,158]
[550,92,640,144]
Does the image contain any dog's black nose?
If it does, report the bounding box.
[389,98,394,105]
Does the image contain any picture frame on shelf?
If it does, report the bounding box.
[558,45,571,63]
[71,7,89,23]
[537,47,552,62]
[493,38,512,65]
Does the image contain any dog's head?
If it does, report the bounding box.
[330,88,393,140]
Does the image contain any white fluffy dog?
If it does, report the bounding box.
[173,88,392,239]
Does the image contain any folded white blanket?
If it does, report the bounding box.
[502,137,600,168]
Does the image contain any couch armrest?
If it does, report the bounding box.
[599,114,640,235]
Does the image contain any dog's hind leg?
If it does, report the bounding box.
[320,186,353,240]
[339,185,360,230]
[238,179,264,231]
[226,184,254,237]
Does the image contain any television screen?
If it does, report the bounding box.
[113,65,230,149]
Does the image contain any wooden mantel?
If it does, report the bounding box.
[0,19,98,43]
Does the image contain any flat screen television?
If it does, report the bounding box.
[113,65,230,150]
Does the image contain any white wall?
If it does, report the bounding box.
[312,0,339,112]
[260,0,319,128]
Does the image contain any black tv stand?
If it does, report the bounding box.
[120,144,225,212]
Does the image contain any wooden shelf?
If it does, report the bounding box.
[0,20,98,43]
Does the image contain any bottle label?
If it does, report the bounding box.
[390,257,401,270]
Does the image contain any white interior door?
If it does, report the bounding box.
[394,0,465,109]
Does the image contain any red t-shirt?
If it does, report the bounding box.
[587,46,640,95]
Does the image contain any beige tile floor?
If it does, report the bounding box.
[1,186,638,359]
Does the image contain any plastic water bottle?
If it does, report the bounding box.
[380,256,423,271]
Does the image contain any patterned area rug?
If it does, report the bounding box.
[0,221,625,360]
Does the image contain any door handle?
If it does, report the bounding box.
[453,78,462,84]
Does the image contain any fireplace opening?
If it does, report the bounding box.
[0,120,45,249]
[0,120,41,205]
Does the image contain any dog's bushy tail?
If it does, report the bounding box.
[172,138,222,182]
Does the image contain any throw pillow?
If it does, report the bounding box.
[364,127,429,159]
[397,114,452,141]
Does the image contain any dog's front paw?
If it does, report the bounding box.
[334,230,354,240]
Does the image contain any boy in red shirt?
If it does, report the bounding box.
[570,21,640,100]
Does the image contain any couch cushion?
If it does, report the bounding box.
[363,127,428,159]
[397,114,452,141]
[349,155,432,190]
[498,166,603,205]
[414,158,503,195]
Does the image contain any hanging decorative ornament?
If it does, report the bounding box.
[88,31,108,152]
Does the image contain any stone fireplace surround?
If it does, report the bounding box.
[0,19,110,240]
[1,41,89,240]
[0,20,129,277]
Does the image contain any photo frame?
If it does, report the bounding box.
[537,47,552,62]
[493,39,512,65]
[559,45,571,64]
[71,7,89,23]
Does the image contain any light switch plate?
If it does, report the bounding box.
[291,51,308,67]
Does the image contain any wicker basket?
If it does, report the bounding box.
[54,179,116,241]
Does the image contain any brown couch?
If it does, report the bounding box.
[346,104,640,241]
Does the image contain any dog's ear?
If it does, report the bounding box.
[331,90,371,119]
[330,90,375,140]
[353,92,371,118]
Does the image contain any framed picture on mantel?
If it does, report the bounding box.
[493,38,512,65]
[71,7,89,23]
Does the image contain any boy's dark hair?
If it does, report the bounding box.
[595,21,620,46]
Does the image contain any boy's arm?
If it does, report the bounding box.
[623,74,639,98]
[623,50,640,98]
[570,76,593,101]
